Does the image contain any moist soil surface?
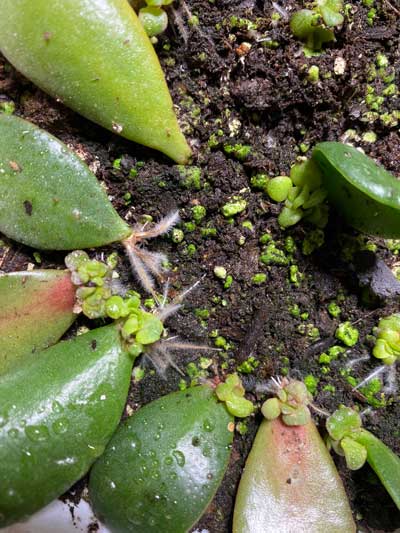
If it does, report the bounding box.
[1,1,400,532]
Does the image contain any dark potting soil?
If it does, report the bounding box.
[1,1,400,531]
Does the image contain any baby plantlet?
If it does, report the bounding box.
[0,325,133,527]
[266,158,329,229]
[215,373,255,417]
[312,142,400,238]
[327,406,400,509]
[0,0,191,163]
[89,380,242,533]
[233,378,356,533]
[290,1,344,53]
[372,313,400,365]
[0,270,76,375]
[0,114,178,294]
[139,6,168,38]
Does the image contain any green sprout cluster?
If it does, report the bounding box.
[215,373,254,418]
[65,250,118,318]
[266,158,328,229]
[290,0,344,54]
[65,251,164,359]
[262,379,313,426]
[138,0,173,40]
[326,406,367,470]
[372,313,400,365]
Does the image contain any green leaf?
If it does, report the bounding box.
[313,142,400,238]
[341,437,367,470]
[0,114,131,250]
[0,0,191,163]
[233,417,356,532]
[135,312,163,344]
[0,324,133,527]
[352,429,400,510]
[225,396,254,418]
[0,269,76,375]
[326,406,362,441]
[89,385,233,533]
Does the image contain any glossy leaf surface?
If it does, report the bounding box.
[313,142,400,237]
[89,385,233,533]
[0,324,133,527]
[0,114,131,249]
[0,269,76,375]
[0,0,191,164]
[353,429,400,510]
[233,417,356,533]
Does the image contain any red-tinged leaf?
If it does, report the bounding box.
[0,270,76,375]
[233,417,356,533]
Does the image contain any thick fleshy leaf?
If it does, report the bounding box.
[313,142,400,238]
[0,0,191,164]
[0,114,131,250]
[353,429,400,510]
[233,417,356,533]
[89,385,233,533]
[0,324,133,527]
[0,269,76,375]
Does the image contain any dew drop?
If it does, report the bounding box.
[192,436,201,447]
[7,428,19,438]
[52,418,69,435]
[172,449,185,467]
[203,418,215,432]
[164,456,173,466]
[129,434,142,452]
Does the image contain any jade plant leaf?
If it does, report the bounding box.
[0,0,191,164]
[0,324,133,527]
[0,114,131,250]
[313,142,400,238]
[0,269,76,375]
[233,380,356,533]
[233,417,356,532]
[89,385,234,533]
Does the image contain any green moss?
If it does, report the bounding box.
[237,356,259,374]
[250,173,269,191]
[191,205,206,223]
[0,101,15,114]
[289,303,301,317]
[252,273,267,285]
[259,232,273,244]
[221,197,247,218]
[194,308,210,320]
[260,243,289,266]
[328,301,341,318]
[171,228,184,243]
[184,222,196,232]
[186,244,197,256]
[285,236,297,254]
[223,143,252,161]
[289,265,303,286]
[215,336,227,348]
[335,321,359,347]
[307,65,320,83]
[319,353,331,364]
[200,227,217,238]
[304,374,319,394]
[177,165,202,190]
